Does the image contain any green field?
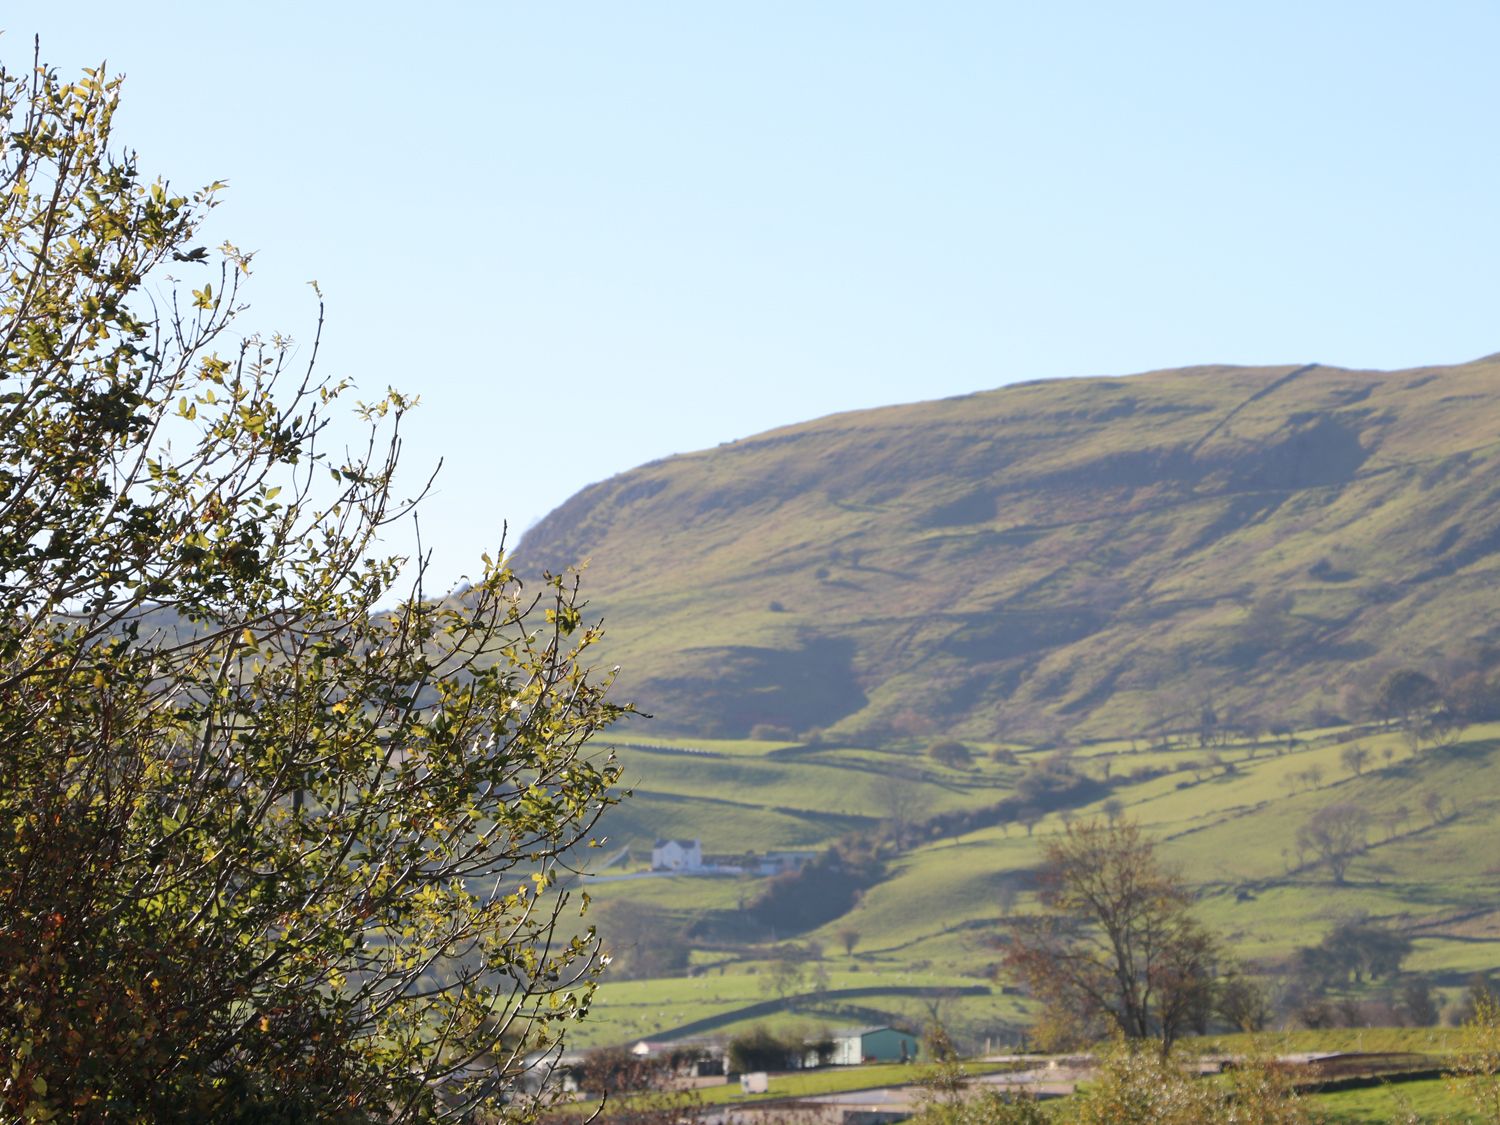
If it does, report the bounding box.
[1308,1078,1479,1124]
[559,719,1500,1055]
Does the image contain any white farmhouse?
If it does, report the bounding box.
[650,838,703,871]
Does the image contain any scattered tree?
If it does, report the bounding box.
[1216,971,1272,1032]
[1430,707,1465,749]
[1340,743,1369,776]
[1446,671,1500,724]
[579,1046,680,1099]
[837,928,861,956]
[877,769,931,851]
[1002,819,1227,1054]
[1296,803,1370,883]
[1424,789,1447,825]
[1401,977,1440,1027]
[808,960,832,997]
[1377,667,1442,745]
[1295,918,1412,986]
[761,958,806,1002]
[1195,697,1220,748]
[928,739,974,769]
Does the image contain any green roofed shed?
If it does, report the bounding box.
[829,1025,920,1066]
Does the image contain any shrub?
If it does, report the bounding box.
[929,740,975,769]
[727,1027,804,1073]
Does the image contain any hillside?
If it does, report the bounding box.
[518,357,1500,743]
[561,722,1500,1050]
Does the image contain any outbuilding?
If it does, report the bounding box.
[828,1025,921,1066]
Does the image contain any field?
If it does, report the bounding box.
[561,720,1500,1057]
[1308,1079,1479,1124]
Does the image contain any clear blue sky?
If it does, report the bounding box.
[9,3,1500,588]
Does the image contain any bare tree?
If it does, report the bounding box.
[1002,819,1226,1054]
[1341,744,1369,776]
[1296,803,1370,883]
[1216,972,1272,1032]
[761,958,805,1002]
[877,769,931,851]
[1423,790,1447,825]
[809,961,832,998]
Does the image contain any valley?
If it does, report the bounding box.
[501,358,1500,1069]
[557,718,1500,1052]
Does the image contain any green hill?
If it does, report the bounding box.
[511,359,1500,1050]
[519,357,1500,743]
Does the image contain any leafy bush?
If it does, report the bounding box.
[727,1026,808,1072]
[928,740,975,768]
[0,53,625,1122]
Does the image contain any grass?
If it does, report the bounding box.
[1183,1028,1467,1056]
[514,359,1500,744]
[565,964,998,1048]
[605,733,805,757]
[590,740,1022,857]
[1306,1077,1481,1123]
[549,720,1500,1051]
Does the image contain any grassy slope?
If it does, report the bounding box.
[518,357,1500,743]
[567,725,1500,1049]
[515,358,1500,1052]
[589,735,1021,857]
